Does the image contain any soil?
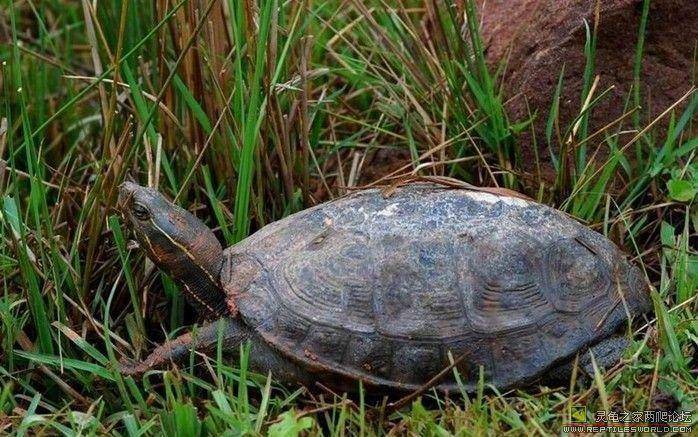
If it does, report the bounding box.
[478,0,697,179]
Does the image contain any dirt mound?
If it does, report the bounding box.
[478,0,697,177]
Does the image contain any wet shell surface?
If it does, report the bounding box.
[221,184,649,391]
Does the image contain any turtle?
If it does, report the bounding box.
[117,181,651,393]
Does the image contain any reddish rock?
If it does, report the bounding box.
[478,0,697,176]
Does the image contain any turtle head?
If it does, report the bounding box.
[118,182,226,317]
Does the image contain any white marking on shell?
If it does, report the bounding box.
[376,203,400,217]
[356,206,370,222]
[463,191,531,207]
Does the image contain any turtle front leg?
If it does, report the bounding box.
[120,318,249,377]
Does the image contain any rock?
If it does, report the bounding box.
[478,0,697,178]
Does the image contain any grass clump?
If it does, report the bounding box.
[1,0,697,434]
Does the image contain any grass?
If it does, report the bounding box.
[1,0,697,434]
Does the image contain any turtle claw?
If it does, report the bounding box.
[118,357,149,378]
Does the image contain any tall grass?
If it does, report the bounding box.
[1,0,696,434]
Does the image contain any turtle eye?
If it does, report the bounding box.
[132,203,150,221]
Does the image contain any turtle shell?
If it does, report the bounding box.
[221,184,650,391]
